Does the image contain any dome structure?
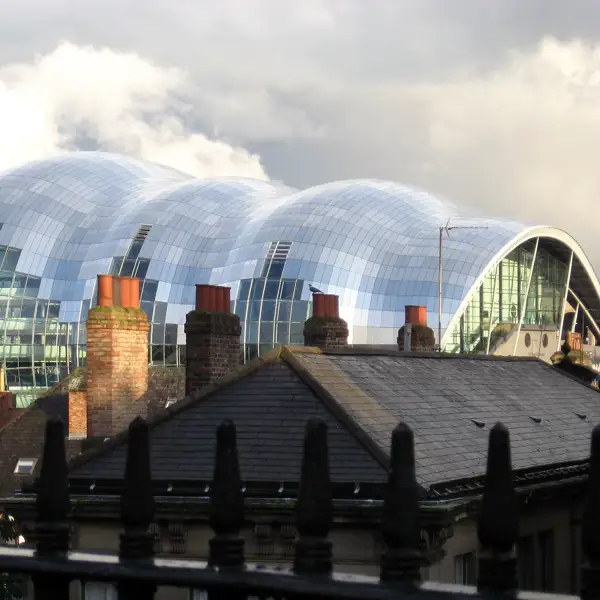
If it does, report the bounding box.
[0,151,599,401]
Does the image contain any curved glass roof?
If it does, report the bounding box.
[0,151,598,350]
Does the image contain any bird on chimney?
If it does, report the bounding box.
[309,284,324,294]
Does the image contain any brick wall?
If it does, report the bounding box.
[0,392,21,430]
[303,317,349,349]
[68,391,88,437]
[397,324,436,351]
[86,306,150,438]
[185,311,241,396]
[304,294,349,350]
[145,366,185,417]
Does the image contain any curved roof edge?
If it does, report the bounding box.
[442,225,600,347]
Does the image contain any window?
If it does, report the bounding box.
[538,530,555,592]
[165,397,178,409]
[517,536,535,590]
[84,582,117,600]
[13,458,37,475]
[454,551,476,585]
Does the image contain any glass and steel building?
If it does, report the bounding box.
[1,151,599,401]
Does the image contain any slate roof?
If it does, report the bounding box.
[68,346,600,496]
[290,350,600,486]
[0,394,83,498]
[69,360,386,485]
[0,365,185,500]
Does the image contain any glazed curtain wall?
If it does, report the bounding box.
[233,277,310,362]
[0,234,571,400]
[0,244,79,403]
[446,241,568,354]
[110,239,311,364]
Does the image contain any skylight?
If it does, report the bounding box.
[13,458,37,475]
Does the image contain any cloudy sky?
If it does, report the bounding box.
[0,0,599,264]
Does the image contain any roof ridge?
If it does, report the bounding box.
[323,348,544,362]
[0,401,37,434]
[67,346,283,471]
[541,358,600,393]
[279,347,397,476]
[40,367,86,397]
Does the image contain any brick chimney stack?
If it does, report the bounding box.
[397,305,436,351]
[83,274,150,438]
[0,391,20,430]
[0,368,23,429]
[304,293,349,349]
[185,284,242,396]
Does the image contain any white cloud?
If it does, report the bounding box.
[298,37,600,263]
[0,42,268,179]
[1,20,600,264]
[414,37,600,257]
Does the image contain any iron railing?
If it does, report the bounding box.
[0,415,598,599]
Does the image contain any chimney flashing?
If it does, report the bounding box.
[403,323,412,351]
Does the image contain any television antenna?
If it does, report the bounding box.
[438,219,489,352]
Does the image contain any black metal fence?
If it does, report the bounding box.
[0,416,599,599]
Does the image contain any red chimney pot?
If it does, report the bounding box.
[129,278,141,309]
[97,274,114,307]
[405,305,427,327]
[112,275,122,307]
[120,277,133,308]
[196,284,232,313]
[312,293,340,319]
[186,283,241,395]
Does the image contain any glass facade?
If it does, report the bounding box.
[0,151,597,402]
[446,242,569,354]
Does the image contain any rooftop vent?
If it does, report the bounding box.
[471,419,486,429]
[529,416,542,424]
[575,412,587,420]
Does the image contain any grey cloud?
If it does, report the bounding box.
[0,0,600,265]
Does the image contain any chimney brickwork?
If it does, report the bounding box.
[0,391,19,430]
[397,305,436,351]
[86,275,150,438]
[185,284,241,396]
[304,293,349,349]
[68,391,88,438]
